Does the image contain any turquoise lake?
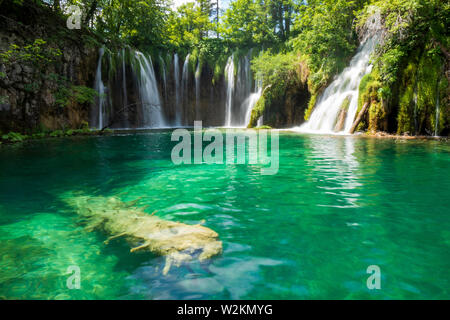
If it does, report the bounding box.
[0,131,449,299]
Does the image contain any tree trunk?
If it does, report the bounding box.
[349,102,369,134]
[84,0,98,25]
[334,107,347,132]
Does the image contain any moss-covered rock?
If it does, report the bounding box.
[249,53,310,128]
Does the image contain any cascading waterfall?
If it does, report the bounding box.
[195,60,201,120]
[236,51,254,127]
[159,54,167,99]
[173,53,181,126]
[223,50,262,127]
[257,116,264,127]
[294,12,383,134]
[91,48,263,129]
[94,47,106,129]
[236,51,253,102]
[224,55,235,127]
[243,79,263,127]
[121,48,129,126]
[181,54,190,125]
[296,36,379,134]
[135,52,165,128]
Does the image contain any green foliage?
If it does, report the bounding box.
[1,132,28,143]
[167,1,214,49]
[2,0,447,136]
[71,85,99,105]
[47,70,98,108]
[358,0,448,86]
[220,0,296,48]
[249,50,309,126]
[189,38,231,82]
[251,51,302,105]
[0,39,61,67]
[251,51,303,86]
[357,69,388,132]
[220,0,274,47]
[293,0,364,93]
[396,48,447,134]
[0,126,111,144]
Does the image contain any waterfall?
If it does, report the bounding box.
[236,51,253,103]
[121,48,129,127]
[159,54,167,99]
[223,50,262,127]
[181,54,190,126]
[195,60,201,120]
[224,55,235,127]
[91,48,265,129]
[257,116,264,127]
[293,11,383,134]
[94,47,106,129]
[296,36,379,134]
[135,52,165,128]
[243,79,263,127]
[173,53,181,126]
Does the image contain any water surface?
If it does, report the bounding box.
[0,131,449,299]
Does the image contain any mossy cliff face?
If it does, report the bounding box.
[249,57,310,128]
[0,1,100,133]
[355,51,449,136]
[396,52,449,135]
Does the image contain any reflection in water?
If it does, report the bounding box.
[305,136,362,208]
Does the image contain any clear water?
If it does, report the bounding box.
[0,131,449,300]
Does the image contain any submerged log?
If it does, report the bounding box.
[349,102,369,134]
[66,195,222,275]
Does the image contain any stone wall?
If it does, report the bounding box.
[0,0,99,133]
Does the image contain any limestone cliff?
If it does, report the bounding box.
[0,0,100,133]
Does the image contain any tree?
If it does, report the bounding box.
[220,0,275,47]
[167,0,214,48]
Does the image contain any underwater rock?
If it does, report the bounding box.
[66,195,222,275]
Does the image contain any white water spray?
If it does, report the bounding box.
[135,52,165,128]
[295,11,382,134]
[181,54,190,125]
[173,53,181,126]
[121,48,129,126]
[243,79,263,127]
[224,56,235,127]
[195,60,201,119]
[159,54,167,99]
[296,37,378,134]
[94,47,105,129]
